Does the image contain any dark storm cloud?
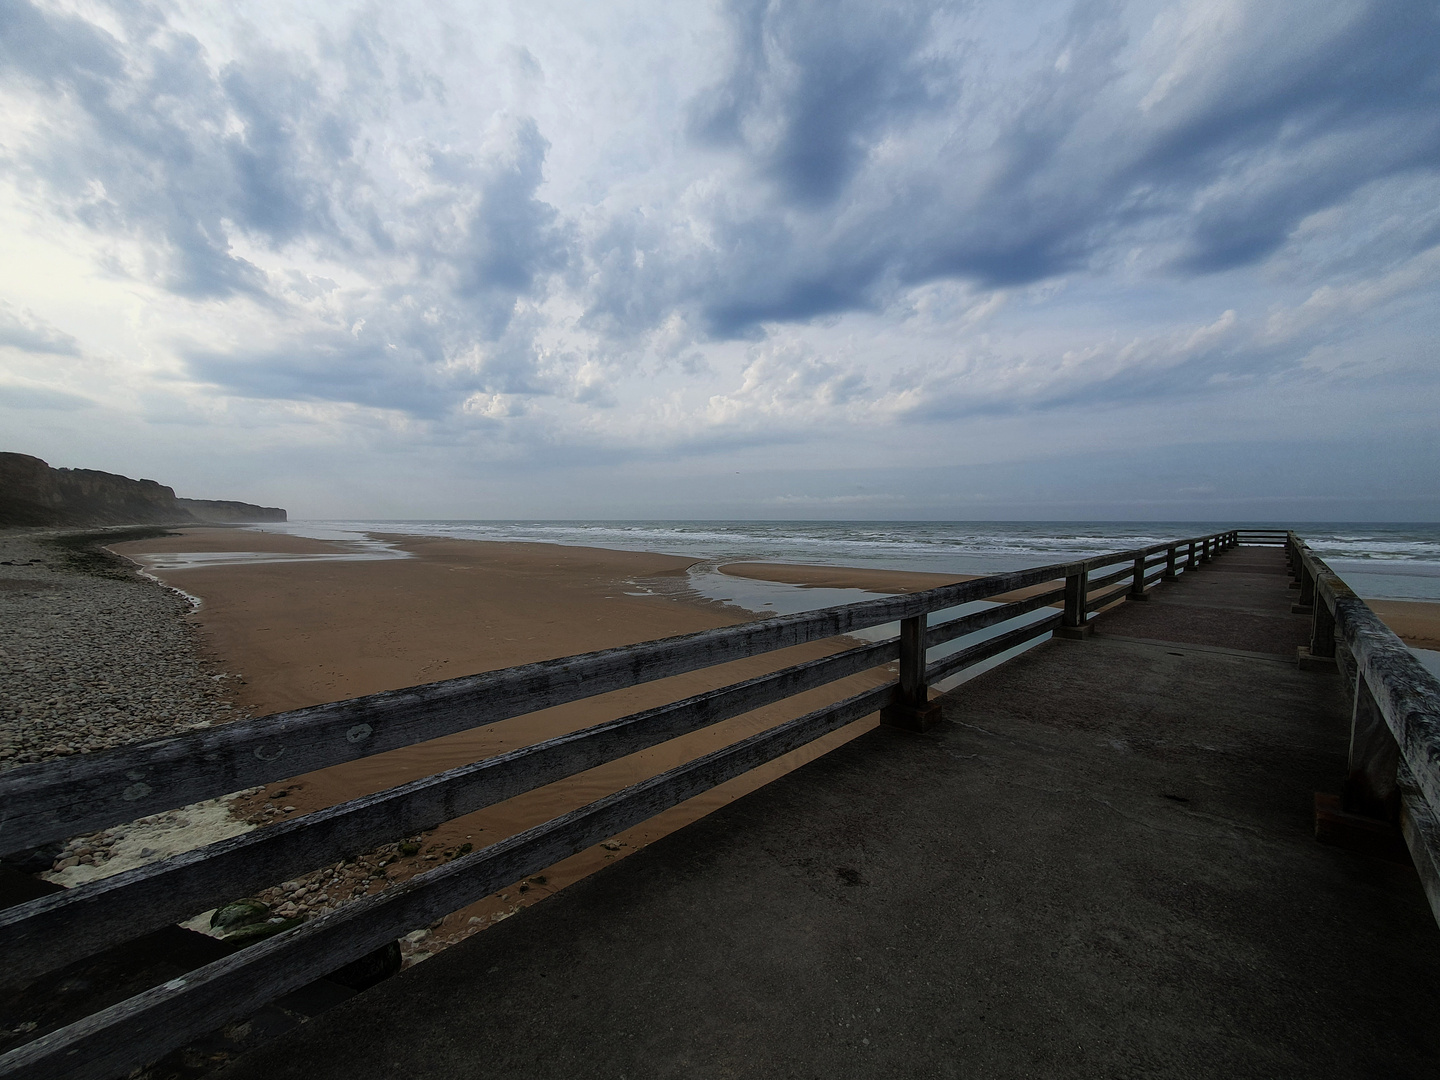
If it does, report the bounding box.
[0,0,345,298]
[0,0,571,404]
[183,287,561,418]
[177,113,572,408]
[451,120,574,339]
[597,0,1440,339]
[186,335,449,417]
[689,0,946,207]
[1136,4,1440,273]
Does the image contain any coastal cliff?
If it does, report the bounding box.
[175,498,287,524]
[0,452,286,527]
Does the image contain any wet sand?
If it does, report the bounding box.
[718,560,1068,604]
[719,561,965,594]
[110,529,894,946]
[1369,599,1440,652]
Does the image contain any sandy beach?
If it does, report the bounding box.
[1369,599,1440,652]
[110,529,901,951]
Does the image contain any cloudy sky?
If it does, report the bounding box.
[1,0,1436,520]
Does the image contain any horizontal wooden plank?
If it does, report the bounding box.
[1084,584,1131,613]
[1087,564,1135,591]
[1,560,1094,852]
[0,683,896,1080]
[924,588,1065,650]
[0,636,899,989]
[925,615,1061,686]
[1080,555,1134,577]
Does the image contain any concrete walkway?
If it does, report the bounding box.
[216,547,1440,1080]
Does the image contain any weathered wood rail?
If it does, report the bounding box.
[0,530,1244,1079]
[1286,534,1440,921]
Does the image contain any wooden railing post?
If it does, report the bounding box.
[1129,553,1149,601]
[1310,599,1336,658]
[1163,545,1179,580]
[1294,562,1315,614]
[1298,596,1338,672]
[880,615,942,731]
[1187,540,1197,571]
[1342,673,1401,822]
[1057,566,1091,639]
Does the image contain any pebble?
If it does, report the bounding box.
[0,533,246,773]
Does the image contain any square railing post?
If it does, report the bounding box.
[1293,562,1315,614]
[1297,595,1338,672]
[1129,554,1149,600]
[1342,673,1400,822]
[1057,566,1091,639]
[1310,599,1336,658]
[1163,545,1178,580]
[880,614,942,731]
[1187,540,1197,571]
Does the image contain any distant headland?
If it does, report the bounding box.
[0,452,286,527]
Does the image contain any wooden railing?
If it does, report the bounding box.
[0,529,1239,1079]
[1235,528,1290,547]
[1285,534,1440,923]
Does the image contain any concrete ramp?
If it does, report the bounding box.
[215,548,1440,1079]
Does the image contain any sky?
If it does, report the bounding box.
[0,0,1437,521]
